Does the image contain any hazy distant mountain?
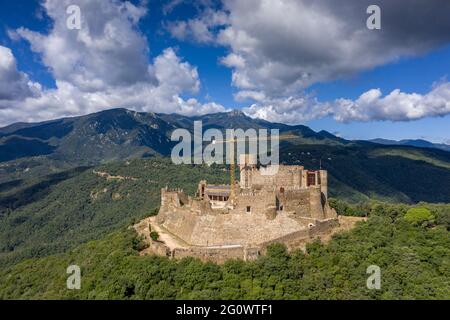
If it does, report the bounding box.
[370,138,450,152]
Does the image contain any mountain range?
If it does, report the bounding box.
[0,108,346,164]
[0,108,449,204]
[369,138,450,152]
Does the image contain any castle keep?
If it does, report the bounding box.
[135,154,339,263]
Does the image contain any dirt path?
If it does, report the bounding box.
[93,170,139,181]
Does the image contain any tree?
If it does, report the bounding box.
[404,207,435,226]
[150,231,159,241]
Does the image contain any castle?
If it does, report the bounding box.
[135,154,339,263]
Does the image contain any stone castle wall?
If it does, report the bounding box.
[232,190,276,214]
[158,185,334,247]
[145,218,338,264]
[158,205,309,247]
[243,165,304,190]
[259,218,339,252]
[278,189,311,216]
[172,246,260,264]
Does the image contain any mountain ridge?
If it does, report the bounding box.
[369,138,450,152]
[0,108,449,205]
[0,108,350,164]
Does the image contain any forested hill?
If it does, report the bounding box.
[0,202,448,299]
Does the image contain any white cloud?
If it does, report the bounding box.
[220,53,245,69]
[0,47,225,126]
[234,90,265,103]
[0,0,225,126]
[0,46,41,101]
[166,8,228,44]
[154,48,200,94]
[243,94,332,124]
[16,0,151,92]
[3,0,450,127]
[169,0,450,123]
[167,19,215,44]
[217,0,450,96]
[242,82,450,124]
[334,82,450,122]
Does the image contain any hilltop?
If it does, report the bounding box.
[370,138,450,152]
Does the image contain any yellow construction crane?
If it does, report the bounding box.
[229,137,236,201]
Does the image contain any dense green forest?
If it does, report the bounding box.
[0,202,448,299]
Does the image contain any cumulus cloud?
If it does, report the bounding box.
[166,8,228,44]
[0,47,224,126]
[218,0,450,94]
[334,82,450,122]
[3,0,450,126]
[243,95,332,124]
[242,83,450,124]
[170,0,450,123]
[153,48,200,94]
[16,0,151,92]
[0,46,41,101]
[0,0,225,126]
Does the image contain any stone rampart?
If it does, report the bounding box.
[172,245,260,264]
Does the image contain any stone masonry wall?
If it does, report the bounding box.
[278,189,311,216]
[248,165,303,190]
[172,246,254,264]
[259,218,339,251]
[159,208,307,247]
[232,190,276,215]
[167,218,338,263]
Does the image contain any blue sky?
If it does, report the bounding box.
[0,0,449,143]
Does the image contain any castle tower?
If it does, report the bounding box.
[301,170,308,188]
[197,180,207,199]
[319,170,328,200]
[239,154,257,189]
[309,187,325,220]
